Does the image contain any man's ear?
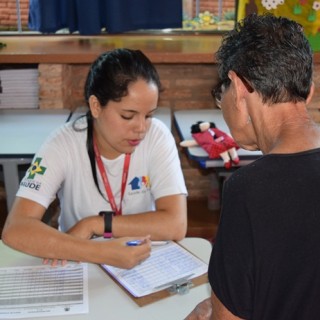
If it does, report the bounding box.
[89,95,101,119]
[306,82,315,105]
[227,70,243,110]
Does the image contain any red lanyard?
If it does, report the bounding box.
[93,136,131,216]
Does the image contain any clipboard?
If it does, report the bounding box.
[99,241,209,307]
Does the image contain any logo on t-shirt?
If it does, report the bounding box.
[129,176,150,191]
[27,157,47,179]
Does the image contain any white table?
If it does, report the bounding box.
[0,237,212,320]
[174,109,262,169]
[0,109,71,211]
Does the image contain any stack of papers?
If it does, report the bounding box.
[0,69,39,109]
[0,264,88,319]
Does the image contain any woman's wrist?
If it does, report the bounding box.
[98,211,114,238]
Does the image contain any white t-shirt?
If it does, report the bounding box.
[17,117,187,231]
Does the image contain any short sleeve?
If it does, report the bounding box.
[148,119,187,199]
[16,128,68,208]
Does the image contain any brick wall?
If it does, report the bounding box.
[193,0,235,15]
[0,0,29,28]
[38,62,320,114]
[38,63,220,110]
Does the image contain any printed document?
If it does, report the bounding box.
[101,241,208,297]
[0,263,88,319]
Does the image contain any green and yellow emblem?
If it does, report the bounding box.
[27,158,47,179]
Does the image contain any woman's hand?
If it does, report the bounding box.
[66,216,102,240]
[101,236,152,269]
[43,258,69,266]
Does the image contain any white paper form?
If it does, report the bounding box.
[101,241,208,297]
[0,263,88,319]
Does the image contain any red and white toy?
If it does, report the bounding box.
[180,121,240,169]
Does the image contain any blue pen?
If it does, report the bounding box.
[126,240,143,246]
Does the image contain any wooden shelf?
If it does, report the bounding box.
[1,34,319,64]
[0,34,223,64]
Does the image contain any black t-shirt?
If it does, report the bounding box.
[209,148,320,320]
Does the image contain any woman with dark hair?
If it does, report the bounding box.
[2,48,187,268]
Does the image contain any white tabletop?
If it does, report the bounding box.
[174,109,262,168]
[0,237,212,320]
[0,108,71,157]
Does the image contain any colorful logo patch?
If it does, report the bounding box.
[129,176,150,190]
[27,157,47,179]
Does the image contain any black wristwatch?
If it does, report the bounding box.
[99,211,114,238]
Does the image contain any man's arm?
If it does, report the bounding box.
[184,291,245,320]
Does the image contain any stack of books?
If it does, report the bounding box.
[0,68,39,109]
